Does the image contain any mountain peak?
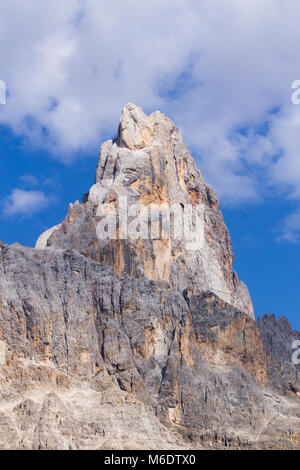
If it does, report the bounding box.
[36,105,254,318]
[117,103,176,150]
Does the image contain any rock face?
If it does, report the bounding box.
[1,104,300,449]
[257,315,300,394]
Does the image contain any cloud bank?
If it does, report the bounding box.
[1,0,300,235]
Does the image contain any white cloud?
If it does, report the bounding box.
[1,0,300,213]
[3,189,49,217]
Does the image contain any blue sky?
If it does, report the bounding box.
[1,1,300,328]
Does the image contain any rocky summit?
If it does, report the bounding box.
[1,104,300,450]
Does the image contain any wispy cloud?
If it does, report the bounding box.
[19,174,39,186]
[3,189,50,217]
[277,208,300,243]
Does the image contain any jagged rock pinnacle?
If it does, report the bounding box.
[117,103,155,150]
[36,103,254,318]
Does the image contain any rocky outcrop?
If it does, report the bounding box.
[0,104,300,449]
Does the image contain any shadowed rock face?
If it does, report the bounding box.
[257,315,300,394]
[1,105,300,450]
[1,242,300,449]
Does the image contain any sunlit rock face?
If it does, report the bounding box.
[37,103,253,318]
